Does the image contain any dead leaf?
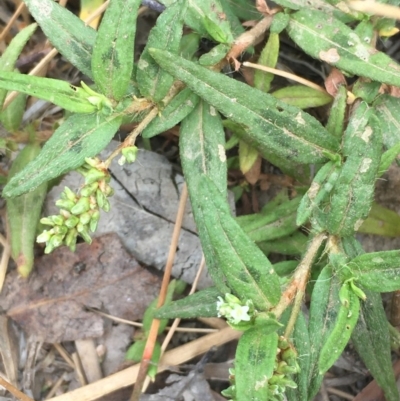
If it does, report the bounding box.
[244,155,262,185]
[324,68,347,96]
[0,234,161,343]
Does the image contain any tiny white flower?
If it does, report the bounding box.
[229,304,250,324]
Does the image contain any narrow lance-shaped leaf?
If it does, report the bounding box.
[23,0,96,78]
[180,100,230,294]
[0,23,37,108]
[199,176,281,309]
[327,104,382,236]
[373,94,400,167]
[317,282,360,374]
[237,196,301,243]
[280,309,310,401]
[219,0,260,21]
[7,141,48,277]
[154,287,223,319]
[149,49,340,176]
[91,0,141,100]
[272,85,333,109]
[137,0,186,103]
[3,112,123,198]
[344,237,399,401]
[347,250,400,292]
[325,85,347,139]
[352,288,399,401]
[307,265,341,400]
[254,32,279,93]
[142,88,199,138]
[359,202,400,237]
[235,329,278,401]
[287,9,400,87]
[184,0,234,43]
[0,72,100,114]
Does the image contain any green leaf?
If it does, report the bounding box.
[184,0,234,43]
[219,0,260,21]
[238,140,259,175]
[272,85,333,109]
[378,142,400,176]
[137,0,186,103]
[296,161,341,227]
[280,310,310,401]
[149,49,340,176]
[179,33,201,60]
[154,287,223,319]
[218,0,246,38]
[199,43,230,66]
[325,85,347,138]
[317,282,360,374]
[7,141,48,277]
[23,0,96,78]
[236,329,278,401]
[373,94,400,167]
[352,289,399,401]
[0,23,37,108]
[327,103,382,236]
[287,9,400,87]
[142,280,177,334]
[359,202,400,237]
[258,231,308,256]
[236,196,301,243]
[3,112,122,198]
[307,265,341,400]
[125,340,161,380]
[0,72,99,114]
[352,79,380,104]
[142,88,199,138]
[180,100,229,294]
[91,0,141,100]
[198,176,281,310]
[348,250,400,292]
[254,32,279,93]
[0,91,26,132]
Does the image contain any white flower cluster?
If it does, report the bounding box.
[216,293,253,325]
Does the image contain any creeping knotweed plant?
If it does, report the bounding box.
[37,157,114,253]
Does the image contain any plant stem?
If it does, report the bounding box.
[273,232,327,329]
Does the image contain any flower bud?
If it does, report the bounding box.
[79,212,92,225]
[71,197,91,215]
[37,230,52,243]
[96,189,106,209]
[122,146,138,163]
[80,182,99,197]
[40,217,55,226]
[85,168,106,185]
[65,229,78,252]
[65,215,80,228]
[51,215,66,226]
[89,210,100,232]
[56,199,76,211]
[84,157,102,168]
[53,225,68,236]
[62,186,77,201]
[45,234,64,253]
[103,184,114,197]
[77,223,92,243]
[101,198,110,212]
